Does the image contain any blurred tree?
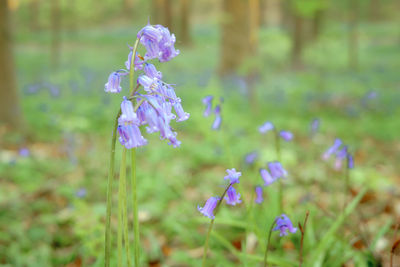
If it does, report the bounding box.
[369,0,380,21]
[348,0,359,70]
[0,1,23,128]
[179,0,191,45]
[151,0,173,31]
[218,0,254,75]
[123,0,134,15]
[290,5,304,69]
[51,0,61,68]
[29,0,40,31]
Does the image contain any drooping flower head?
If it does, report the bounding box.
[105,72,122,93]
[224,168,241,184]
[198,196,219,219]
[125,51,144,71]
[255,186,263,204]
[224,187,242,206]
[259,121,274,134]
[268,161,288,179]
[279,130,293,141]
[260,168,275,186]
[202,95,213,117]
[322,138,342,160]
[273,214,297,237]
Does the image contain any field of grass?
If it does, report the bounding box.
[0,19,399,266]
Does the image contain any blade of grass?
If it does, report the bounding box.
[309,188,367,267]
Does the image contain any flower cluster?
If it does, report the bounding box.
[198,168,242,219]
[202,95,223,130]
[273,214,297,237]
[104,23,188,149]
[260,161,288,186]
[258,121,293,141]
[322,138,354,170]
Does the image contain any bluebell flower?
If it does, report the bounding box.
[260,168,275,186]
[144,63,162,80]
[76,188,87,198]
[212,105,222,130]
[334,146,348,170]
[279,130,293,141]
[268,161,288,179]
[224,187,242,206]
[224,168,241,184]
[105,72,122,93]
[198,196,219,219]
[117,97,147,149]
[259,121,274,134]
[125,51,144,71]
[19,148,30,157]
[310,118,320,135]
[155,25,180,62]
[173,102,190,122]
[322,138,342,160]
[255,186,263,204]
[202,95,213,117]
[347,154,354,169]
[244,151,258,165]
[273,214,297,237]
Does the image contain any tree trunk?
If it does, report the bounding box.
[369,0,380,21]
[259,0,267,26]
[348,0,359,70]
[0,1,23,129]
[50,0,61,68]
[291,12,304,69]
[29,0,40,31]
[123,0,134,14]
[151,0,173,31]
[218,0,251,75]
[179,0,191,45]
[311,9,323,40]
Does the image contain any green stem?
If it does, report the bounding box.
[274,130,283,213]
[105,109,121,267]
[264,220,276,267]
[131,148,140,267]
[122,149,132,267]
[118,149,127,267]
[129,38,141,94]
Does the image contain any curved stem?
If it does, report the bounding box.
[264,220,276,267]
[129,38,141,95]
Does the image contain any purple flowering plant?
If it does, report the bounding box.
[103,23,187,267]
[198,168,242,266]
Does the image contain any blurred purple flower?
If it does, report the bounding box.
[224,187,242,206]
[244,151,258,165]
[279,130,293,141]
[255,186,263,204]
[347,154,354,169]
[310,118,320,135]
[224,168,241,184]
[268,161,288,179]
[198,196,219,219]
[212,105,222,130]
[202,95,213,117]
[105,72,122,93]
[144,63,162,80]
[259,121,274,134]
[260,168,275,186]
[19,148,30,157]
[76,188,87,198]
[334,146,348,170]
[322,138,342,160]
[273,214,297,237]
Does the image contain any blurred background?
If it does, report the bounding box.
[0,0,399,266]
